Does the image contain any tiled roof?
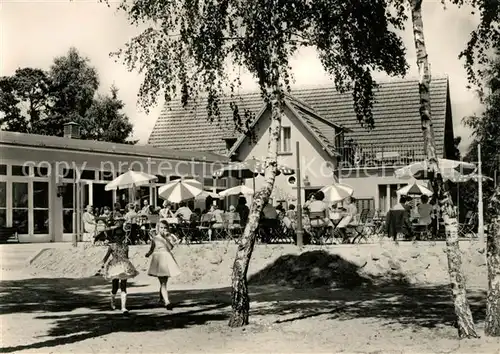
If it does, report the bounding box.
[291,77,449,158]
[0,130,229,162]
[148,77,450,158]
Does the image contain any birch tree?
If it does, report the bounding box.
[408,0,499,338]
[112,0,409,326]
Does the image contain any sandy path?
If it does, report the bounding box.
[1,242,499,353]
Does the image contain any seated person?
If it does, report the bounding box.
[417,194,433,226]
[159,201,175,220]
[175,201,193,222]
[336,197,358,240]
[386,196,413,241]
[83,205,96,234]
[285,204,297,221]
[141,199,152,215]
[112,202,123,220]
[262,203,278,220]
[307,191,329,227]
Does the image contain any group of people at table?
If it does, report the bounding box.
[81,189,436,244]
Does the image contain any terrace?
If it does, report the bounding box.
[337,143,424,169]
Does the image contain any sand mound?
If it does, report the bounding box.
[28,242,488,289]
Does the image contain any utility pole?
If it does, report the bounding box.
[478,144,484,242]
[295,141,303,247]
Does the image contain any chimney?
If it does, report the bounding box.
[63,122,81,139]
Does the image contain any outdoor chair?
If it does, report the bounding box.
[224,213,243,242]
[197,213,213,242]
[458,211,477,238]
[308,210,330,244]
[211,213,227,240]
[258,218,283,243]
[349,209,371,243]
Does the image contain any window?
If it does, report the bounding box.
[354,198,375,213]
[156,175,167,184]
[34,166,49,178]
[99,170,114,181]
[12,165,29,177]
[378,184,407,212]
[12,182,29,234]
[80,170,96,180]
[0,165,7,175]
[62,184,74,233]
[63,168,75,179]
[0,182,6,228]
[169,176,181,181]
[278,127,292,153]
[33,182,49,234]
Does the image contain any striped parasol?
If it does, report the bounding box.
[104,170,157,191]
[219,185,254,197]
[320,183,354,203]
[213,157,295,178]
[396,183,433,196]
[158,179,203,203]
[394,158,477,181]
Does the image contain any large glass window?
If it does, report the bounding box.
[33,181,49,234]
[93,183,113,213]
[0,182,6,228]
[12,182,29,234]
[12,165,30,177]
[62,183,74,233]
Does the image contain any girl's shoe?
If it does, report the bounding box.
[165,303,173,311]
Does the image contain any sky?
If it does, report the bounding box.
[1,0,481,153]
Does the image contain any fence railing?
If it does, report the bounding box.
[337,144,424,169]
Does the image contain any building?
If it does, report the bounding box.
[148,77,456,212]
[0,124,230,242]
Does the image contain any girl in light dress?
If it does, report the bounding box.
[146,219,181,310]
[99,231,139,313]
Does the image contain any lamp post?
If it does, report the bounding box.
[295,141,303,247]
[478,144,484,242]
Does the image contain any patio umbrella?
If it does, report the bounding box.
[158,179,203,203]
[396,183,433,197]
[213,157,295,178]
[104,170,157,191]
[320,183,354,203]
[213,157,295,192]
[195,191,221,199]
[219,184,254,197]
[394,158,476,181]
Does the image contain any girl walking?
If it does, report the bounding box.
[145,220,181,310]
[99,232,139,313]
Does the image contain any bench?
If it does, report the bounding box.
[0,227,19,243]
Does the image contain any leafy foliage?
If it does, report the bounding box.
[461,50,500,222]
[0,68,52,132]
[112,0,409,131]
[446,0,500,91]
[0,47,135,144]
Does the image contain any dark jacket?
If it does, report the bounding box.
[386,208,412,240]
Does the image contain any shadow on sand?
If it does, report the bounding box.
[0,250,486,353]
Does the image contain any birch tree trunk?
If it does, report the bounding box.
[485,186,500,336]
[228,91,281,327]
[410,0,478,338]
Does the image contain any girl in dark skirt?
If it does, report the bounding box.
[99,231,139,313]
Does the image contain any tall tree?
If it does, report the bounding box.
[0,68,52,132]
[409,0,478,338]
[451,0,500,337]
[113,0,408,326]
[0,48,135,144]
[49,47,99,119]
[80,86,135,143]
[463,50,500,336]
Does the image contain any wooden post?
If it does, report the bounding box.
[295,141,303,247]
[478,144,484,242]
[72,175,77,247]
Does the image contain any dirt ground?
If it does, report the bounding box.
[1,241,499,353]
